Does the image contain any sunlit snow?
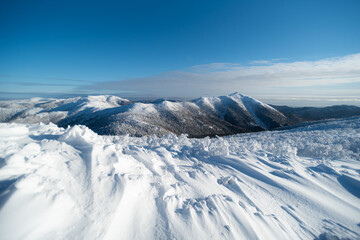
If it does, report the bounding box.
[0,117,359,239]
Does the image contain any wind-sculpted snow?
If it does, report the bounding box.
[0,117,360,239]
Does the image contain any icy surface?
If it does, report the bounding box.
[0,117,359,239]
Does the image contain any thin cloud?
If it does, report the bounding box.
[0,91,96,100]
[0,81,85,87]
[0,74,13,78]
[189,63,242,72]
[16,82,82,87]
[0,74,94,83]
[249,58,288,65]
[249,60,273,65]
[46,77,95,83]
[83,53,360,99]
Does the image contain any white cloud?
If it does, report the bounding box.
[249,60,273,65]
[85,53,360,101]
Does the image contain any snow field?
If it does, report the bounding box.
[0,117,359,239]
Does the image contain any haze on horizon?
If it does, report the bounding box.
[1,0,360,106]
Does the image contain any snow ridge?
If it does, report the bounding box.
[0,117,359,239]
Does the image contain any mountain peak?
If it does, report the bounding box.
[228,92,246,98]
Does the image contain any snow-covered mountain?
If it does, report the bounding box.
[0,117,359,239]
[0,93,292,137]
[0,95,130,123]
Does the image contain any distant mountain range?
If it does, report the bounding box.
[272,105,360,122]
[1,93,359,137]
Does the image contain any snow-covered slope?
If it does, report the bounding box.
[0,95,130,123]
[0,117,359,239]
[0,93,292,137]
[193,92,290,130]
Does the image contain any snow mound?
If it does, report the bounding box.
[0,117,359,239]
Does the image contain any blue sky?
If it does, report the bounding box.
[1,0,360,106]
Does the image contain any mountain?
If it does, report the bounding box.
[1,117,359,239]
[0,95,130,123]
[273,105,360,122]
[0,93,292,137]
[2,93,359,138]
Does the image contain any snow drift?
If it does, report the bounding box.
[0,117,359,239]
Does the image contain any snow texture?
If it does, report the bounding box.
[0,117,359,239]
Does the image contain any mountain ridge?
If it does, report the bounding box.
[1,93,359,137]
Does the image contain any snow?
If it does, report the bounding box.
[0,93,293,137]
[130,103,158,114]
[229,92,287,130]
[0,117,359,239]
[193,92,288,129]
[78,95,129,111]
[0,95,130,123]
[160,101,182,111]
